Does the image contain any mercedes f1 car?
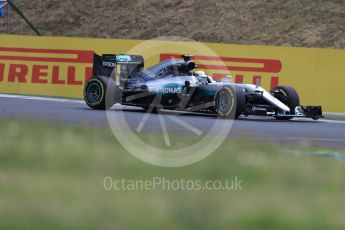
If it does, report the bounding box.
[84,53,322,120]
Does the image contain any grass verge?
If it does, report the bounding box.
[0,117,345,229]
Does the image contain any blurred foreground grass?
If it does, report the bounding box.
[0,117,345,230]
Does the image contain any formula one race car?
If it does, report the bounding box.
[84,53,322,120]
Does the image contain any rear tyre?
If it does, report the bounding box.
[84,77,115,110]
[214,86,245,119]
[234,86,246,118]
[271,85,300,120]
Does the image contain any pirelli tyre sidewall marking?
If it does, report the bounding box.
[84,78,105,106]
[214,86,235,117]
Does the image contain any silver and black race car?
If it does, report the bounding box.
[84,53,322,120]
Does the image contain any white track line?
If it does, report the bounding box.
[318,119,345,124]
[1,94,345,124]
[0,94,84,104]
[294,117,345,124]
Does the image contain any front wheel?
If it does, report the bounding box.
[271,85,300,120]
[84,77,115,110]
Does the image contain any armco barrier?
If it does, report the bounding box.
[0,34,344,112]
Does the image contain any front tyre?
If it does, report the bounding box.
[84,77,115,110]
[271,85,300,120]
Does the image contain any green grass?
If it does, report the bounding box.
[1,117,345,229]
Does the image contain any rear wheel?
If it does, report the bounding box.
[234,86,245,118]
[271,85,300,120]
[84,77,115,110]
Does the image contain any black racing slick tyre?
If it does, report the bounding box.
[84,77,115,110]
[214,86,245,119]
[234,86,246,118]
[271,85,300,120]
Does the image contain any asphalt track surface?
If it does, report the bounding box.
[1,94,345,150]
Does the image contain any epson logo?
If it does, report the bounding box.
[102,61,115,68]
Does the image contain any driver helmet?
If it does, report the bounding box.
[194,71,208,81]
[194,71,217,83]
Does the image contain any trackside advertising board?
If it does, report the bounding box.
[0,34,344,112]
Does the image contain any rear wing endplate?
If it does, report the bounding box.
[92,53,144,77]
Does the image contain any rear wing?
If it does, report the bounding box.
[92,53,144,77]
